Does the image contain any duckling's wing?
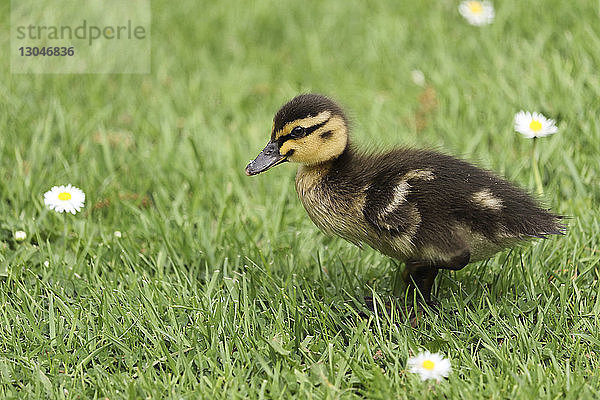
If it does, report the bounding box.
[362,172,422,236]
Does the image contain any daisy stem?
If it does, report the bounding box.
[531,138,544,196]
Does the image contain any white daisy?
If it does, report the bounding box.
[514,111,558,138]
[14,230,27,241]
[44,184,85,214]
[458,1,495,26]
[114,230,122,238]
[407,351,451,381]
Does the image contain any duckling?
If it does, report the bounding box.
[245,94,564,306]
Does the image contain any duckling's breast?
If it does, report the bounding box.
[295,165,416,259]
[296,165,366,245]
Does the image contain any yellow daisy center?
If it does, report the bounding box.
[468,1,483,14]
[58,192,72,201]
[529,120,542,132]
[422,360,435,370]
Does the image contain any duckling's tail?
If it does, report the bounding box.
[527,213,567,239]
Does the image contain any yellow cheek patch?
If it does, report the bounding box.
[274,111,332,140]
[281,116,348,165]
[279,139,297,157]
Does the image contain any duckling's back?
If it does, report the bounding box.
[297,147,563,265]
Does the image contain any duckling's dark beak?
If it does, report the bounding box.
[245,141,287,176]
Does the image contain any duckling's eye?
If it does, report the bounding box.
[291,126,306,138]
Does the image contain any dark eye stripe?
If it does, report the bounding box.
[276,118,330,145]
[304,119,328,135]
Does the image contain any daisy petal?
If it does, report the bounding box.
[44,184,86,214]
[458,1,495,26]
[514,110,558,138]
[407,351,452,381]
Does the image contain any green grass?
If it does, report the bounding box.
[1,0,600,398]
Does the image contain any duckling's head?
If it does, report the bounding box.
[246,94,349,176]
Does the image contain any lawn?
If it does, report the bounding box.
[1,0,600,398]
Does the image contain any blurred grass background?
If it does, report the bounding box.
[1,0,599,398]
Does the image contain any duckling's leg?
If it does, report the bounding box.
[402,260,438,305]
[403,249,471,305]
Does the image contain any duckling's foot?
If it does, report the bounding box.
[401,300,440,327]
[425,298,440,309]
[361,296,396,316]
[359,296,438,325]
